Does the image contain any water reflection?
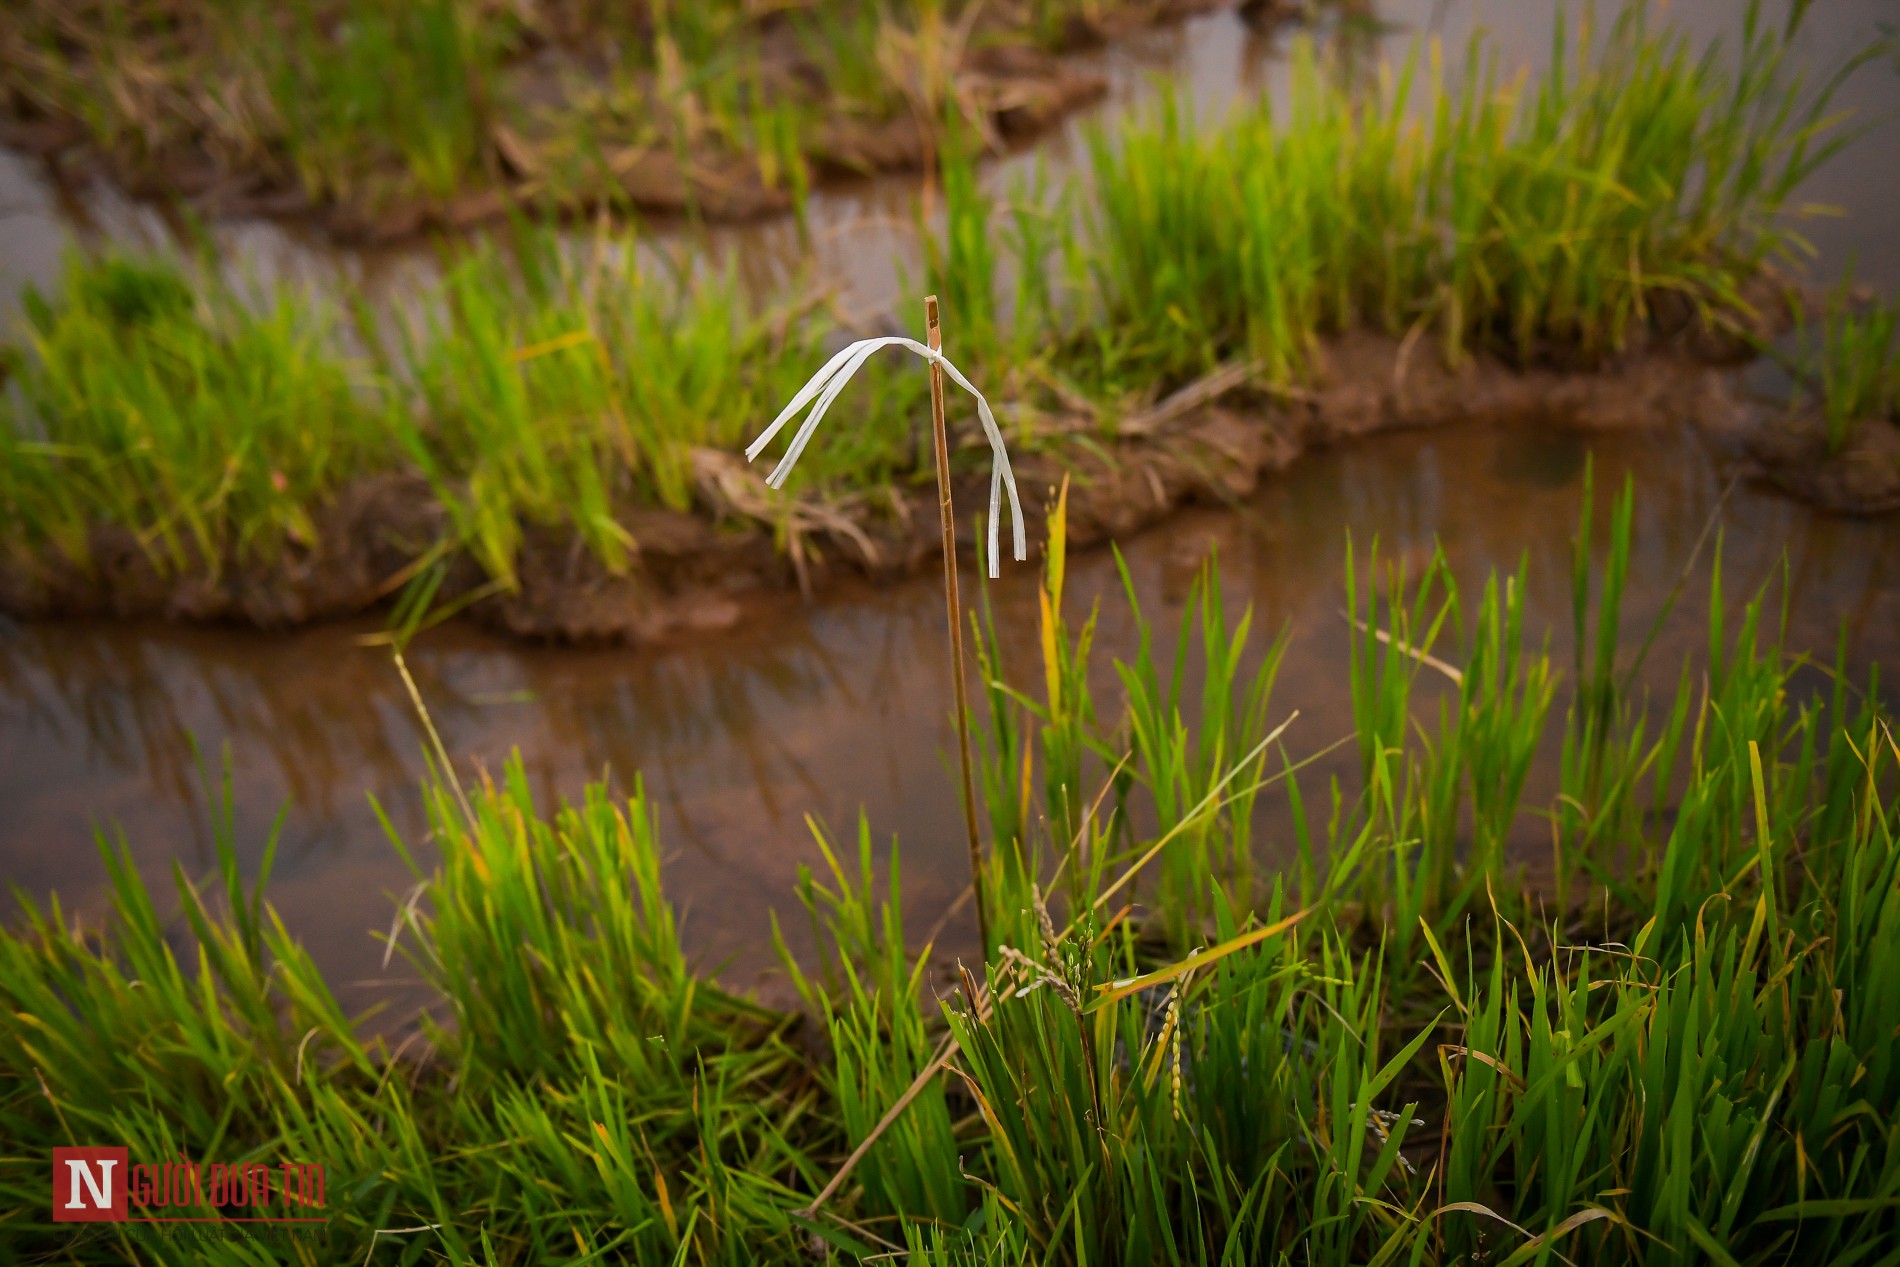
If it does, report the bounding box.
[3,421,1895,1001]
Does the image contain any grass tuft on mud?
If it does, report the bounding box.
[1808,289,1900,452]
[1739,283,1900,514]
[0,0,1192,234]
[1079,2,1856,388]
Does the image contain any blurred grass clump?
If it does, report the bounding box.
[1806,289,1900,452]
[0,252,392,574]
[0,0,1158,226]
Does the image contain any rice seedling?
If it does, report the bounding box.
[1070,0,1864,397]
[3,478,1897,1261]
[0,236,938,604]
[0,251,395,578]
[388,230,943,590]
[0,0,1164,228]
[1111,548,1288,936]
[774,822,966,1228]
[1801,287,1900,452]
[971,478,1110,871]
[922,137,1003,369]
[263,0,503,207]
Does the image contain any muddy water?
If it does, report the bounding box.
[4,421,1897,1019]
[3,0,1900,1018]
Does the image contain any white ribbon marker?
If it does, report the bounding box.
[745,337,1028,578]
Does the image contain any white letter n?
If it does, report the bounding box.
[64,1159,116,1210]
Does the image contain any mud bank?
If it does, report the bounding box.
[0,0,1212,242]
[1743,408,1900,515]
[0,327,1784,643]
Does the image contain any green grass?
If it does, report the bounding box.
[0,238,924,592]
[1071,1,1862,392]
[0,2,1878,604]
[0,252,394,577]
[2,479,1897,1262]
[266,0,503,206]
[0,0,1152,225]
[1800,286,1900,452]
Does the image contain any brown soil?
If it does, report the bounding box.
[1743,407,1900,515]
[0,330,1756,644]
[0,0,1203,242]
[1039,331,1745,550]
[0,472,447,627]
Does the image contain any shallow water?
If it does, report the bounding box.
[4,420,1897,1019]
[2,0,1899,1019]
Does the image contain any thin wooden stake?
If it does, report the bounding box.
[926,295,990,955]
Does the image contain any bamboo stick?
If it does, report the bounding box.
[926,295,990,955]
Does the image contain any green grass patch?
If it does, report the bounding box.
[0,0,1152,225]
[2,479,1897,1262]
[0,252,394,576]
[1801,285,1900,452]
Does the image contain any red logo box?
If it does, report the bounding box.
[52,1147,129,1222]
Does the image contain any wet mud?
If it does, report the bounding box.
[0,323,1778,643]
[1744,407,1900,516]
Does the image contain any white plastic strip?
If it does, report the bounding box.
[746,337,1027,577]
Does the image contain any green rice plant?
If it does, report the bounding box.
[774,823,966,1226]
[0,236,935,600]
[938,874,1437,1264]
[0,748,384,1257]
[395,244,643,585]
[0,251,394,577]
[263,0,504,206]
[8,0,1174,231]
[395,234,905,588]
[1805,289,1900,452]
[1339,539,1458,952]
[1113,549,1286,936]
[3,496,1898,1260]
[922,137,1003,368]
[998,161,1070,381]
[789,4,902,127]
[1074,0,1863,398]
[1330,538,1556,982]
[376,753,822,1263]
[1437,723,1900,1264]
[972,479,1113,871]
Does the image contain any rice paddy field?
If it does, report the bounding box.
[2,0,1899,1262]
[0,0,1184,229]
